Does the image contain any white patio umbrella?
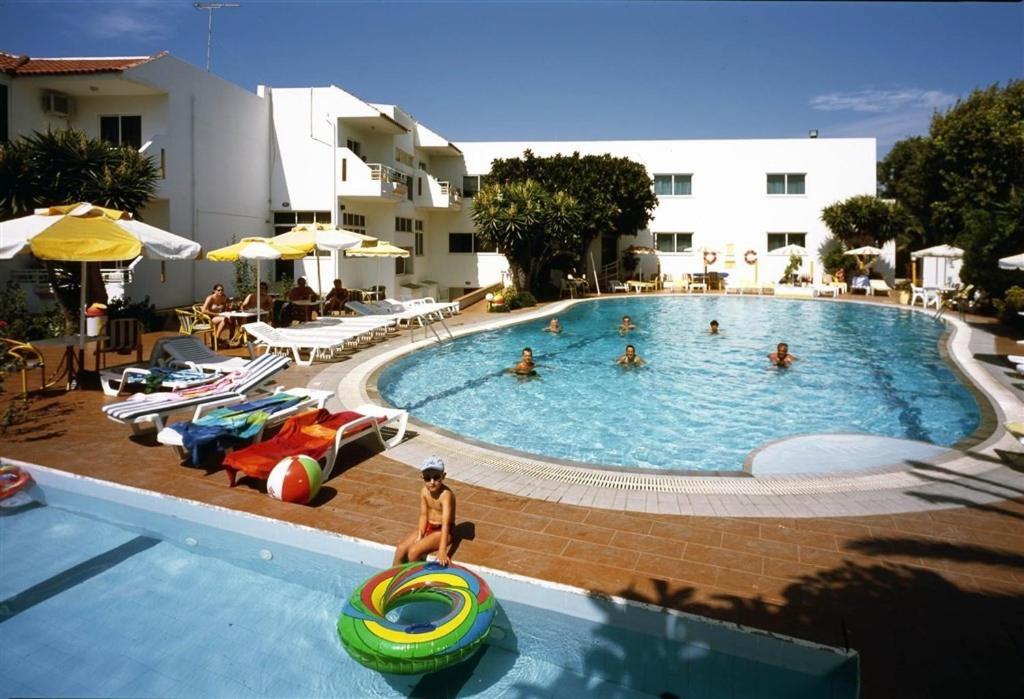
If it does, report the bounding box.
[275,224,374,296]
[998,253,1024,271]
[0,203,201,351]
[844,245,883,273]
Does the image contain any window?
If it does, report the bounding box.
[395,217,413,233]
[462,175,481,198]
[654,233,693,253]
[448,233,495,253]
[395,148,414,167]
[0,84,8,142]
[100,115,142,149]
[415,232,424,256]
[419,161,428,172]
[345,139,362,157]
[767,173,805,195]
[415,220,423,231]
[653,174,692,196]
[767,233,807,252]
[417,176,423,197]
[342,213,367,235]
[396,247,414,275]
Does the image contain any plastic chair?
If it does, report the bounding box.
[95,318,144,370]
[1,338,47,396]
[191,305,219,350]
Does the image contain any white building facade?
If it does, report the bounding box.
[2,50,880,307]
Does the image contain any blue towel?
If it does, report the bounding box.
[169,393,305,464]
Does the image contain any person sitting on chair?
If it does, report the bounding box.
[284,277,319,323]
[201,283,235,345]
[323,279,348,314]
[242,282,272,315]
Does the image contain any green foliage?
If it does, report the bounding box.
[993,285,1024,328]
[820,195,914,250]
[781,254,802,283]
[505,289,538,310]
[233,258,257,298]
[0,129,159,219]
[0,281,63,341]
[487,150,657,267]
[818,239,860,281]
[107,296,162,332]
[472,179,583,296]
[879,80,1024,298]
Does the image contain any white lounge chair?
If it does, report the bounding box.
[158,335,252,372]
[242,322,348,366]
[102,353,292,434]
[911,286,941,309]
[869,279,893,296]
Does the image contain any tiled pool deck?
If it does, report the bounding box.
[3,292,1023,698]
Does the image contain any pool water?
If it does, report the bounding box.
[379,297,980,472]
[0,475,858,698]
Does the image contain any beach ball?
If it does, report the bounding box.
[267,455,322,504]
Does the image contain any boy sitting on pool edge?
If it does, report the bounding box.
[393,456,455,567]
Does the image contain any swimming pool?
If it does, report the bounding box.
[378,297,980,473]
[0,465,858,697]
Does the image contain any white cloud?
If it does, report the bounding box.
[55,1,191,42]
[810,88,956,114]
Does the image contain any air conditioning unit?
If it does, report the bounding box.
[41,91,73,117]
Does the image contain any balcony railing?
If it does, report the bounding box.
[438,181,463,207]
[368,163,408,198]
[139,135,167,179]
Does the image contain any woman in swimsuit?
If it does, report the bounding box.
[201,283,235,344]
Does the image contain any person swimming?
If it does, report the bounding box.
[618,315,636,336]
[768,342,796,367]
[616,344,645,367]
[709,319,720,334]
[510,347,537,376]
[544,318,563,334]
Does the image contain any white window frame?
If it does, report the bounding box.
[448,232,496,254]
[653,232,694,253]
[766,173,806,196]
[653,174,693,197]
[766,232,807,253]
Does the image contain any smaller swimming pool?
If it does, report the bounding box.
[0,463,859,698]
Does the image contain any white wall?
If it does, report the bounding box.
[451,138,879,286]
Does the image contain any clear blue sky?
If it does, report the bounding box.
[2,1,1021,156]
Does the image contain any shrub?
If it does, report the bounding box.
[0,281,63,341]
[993,285,1024,328]
[107,296,162,331]
[501,288,539,311]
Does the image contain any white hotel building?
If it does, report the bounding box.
[1,51,879,307]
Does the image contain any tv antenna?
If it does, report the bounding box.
[194,3,240,72]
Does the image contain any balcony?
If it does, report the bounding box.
[417,174,463,211]
[338,152,408,202]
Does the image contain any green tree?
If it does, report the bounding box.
[878,80,1024,296]
[0,129,159,219]
[471,179,582,294]
[821,195,914,249]
[487,150,657,267]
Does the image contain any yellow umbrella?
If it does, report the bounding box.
[344,241,410,258]
[0,203,201,356]
[207,237,306,318]
[344,241,410,299]
[275,225,375,296]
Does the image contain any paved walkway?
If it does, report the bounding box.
[2,292,1023,698]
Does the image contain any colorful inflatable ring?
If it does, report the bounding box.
[744,249,758,265]
[703,251,718,265]
[0,465,32,500]
[338,560,496,675]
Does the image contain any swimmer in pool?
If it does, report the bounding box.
[768,342,796,367]
[709,320,720,334]
[544,318,562,334]
[616,344,645,367]
[510,347,537,376]
[619,315,636,336]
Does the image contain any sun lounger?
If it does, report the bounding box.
[155,386,333,463]
[157,335,252,372]
[869,279,892,296]
[243,322,350,366]
[100,365,223,397]
[101,353,292,434]
[346,300,452,342]
[221,403,409,486]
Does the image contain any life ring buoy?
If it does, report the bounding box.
[338,560,496,675]
[744,250,758,265]
[0,465,32,500]
[703,251,717,265]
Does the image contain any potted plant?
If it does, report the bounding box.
[892,280,912,305]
